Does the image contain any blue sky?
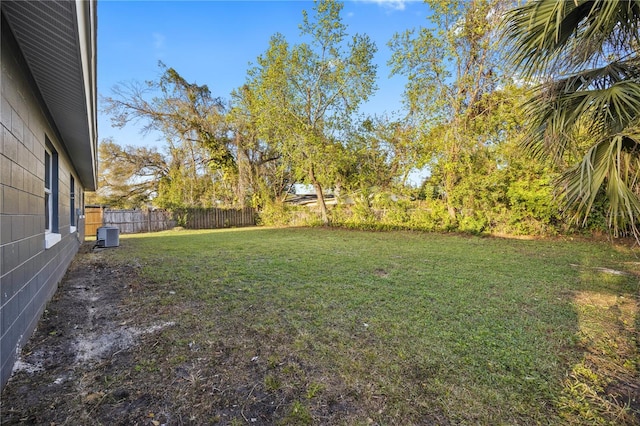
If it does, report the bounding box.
[98,0,430,149]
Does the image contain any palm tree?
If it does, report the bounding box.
[504,0,640,237]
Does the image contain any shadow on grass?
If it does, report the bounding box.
[557,264,640,424]
[120,228,640,423]
[3,227,639,425]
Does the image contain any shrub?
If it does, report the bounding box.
[257,201,293,226]
[458,212,488,234]
[408,200,456,232]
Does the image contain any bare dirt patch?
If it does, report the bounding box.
[0,243,177,425]
[0,243,366,425]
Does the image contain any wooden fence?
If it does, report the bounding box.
[176,207,256,229]
[103,209,175,234]
[84,207,255,235]
[85,206,104,237]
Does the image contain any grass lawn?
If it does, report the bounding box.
[99,227,639,425]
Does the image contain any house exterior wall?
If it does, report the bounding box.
[0,19,87,388]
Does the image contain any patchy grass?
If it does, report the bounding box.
[7,227,640,425]
[96,227,640,425]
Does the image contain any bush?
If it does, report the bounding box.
[257,190,570,238]
[351,195,377,224]
[257,201,293,226]
[408,200,456,232]
[505,177,560,235]
[373,194,412,226]
[457,212,488,234]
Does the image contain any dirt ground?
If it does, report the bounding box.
[0,243,176,425]
[0,243,362,426]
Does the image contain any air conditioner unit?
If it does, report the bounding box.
[97,226,119,248]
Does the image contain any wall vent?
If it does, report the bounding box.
[97,227,119,248]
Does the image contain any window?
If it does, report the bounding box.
[45,150,51,232]
[44,141,60,248]
[70,174,76,233]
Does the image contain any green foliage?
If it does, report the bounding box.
[326,103,560,236]
[505,0,640,238]
[457,213,488,235]
[408,200,453,232]
[172,210,189,228]
[576,191,610,235]
[256,201,294,227]
[244,0,378,224]
[326,179,560,236]
[350,194,377,224]
[95,0,635,238]
[389,0,511,218]
[505,174,558,235]
[103,64,237,209]
[228,84,292,208]
[153,164,231,210]
[93,138,166,208]
[342,117,425,192]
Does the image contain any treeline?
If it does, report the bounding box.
[91,0,640,238]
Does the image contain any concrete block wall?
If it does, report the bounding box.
[1,18,86,388]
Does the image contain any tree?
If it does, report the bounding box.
[342,116,423,193]
[228,84,292,207]
[244,0,377,224]
[93,138,168,208]
[504,0,640,237]
[389,0,509,220]
[103,63,234,208]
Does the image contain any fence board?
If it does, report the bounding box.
[103,209,175,234]
[176,207,256,229]
[87,207,254,234]
[85,206,104,237]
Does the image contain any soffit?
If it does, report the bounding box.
[2,0,97,190]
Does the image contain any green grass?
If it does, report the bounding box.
[102,227,640,424]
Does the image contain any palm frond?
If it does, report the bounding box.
[561,132,640,236]
[504,0,640,79]
[505,0,640,238]
[522,63,640,161]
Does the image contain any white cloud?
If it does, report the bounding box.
[152,32,165,50]
[360,0,408,11]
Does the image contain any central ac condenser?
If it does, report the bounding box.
[97,226,119,247]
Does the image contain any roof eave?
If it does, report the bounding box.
[2,0,98,190]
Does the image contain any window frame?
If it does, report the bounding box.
[44,141,61,248]
[44,149,52,233]
[70,174,76,233]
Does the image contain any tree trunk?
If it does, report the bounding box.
[235,133,249,208]
[444,169,457,220]
[314,182,329,225]
[444,118,462,221]
[309,166,329,225]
